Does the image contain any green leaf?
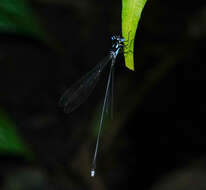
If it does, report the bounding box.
[0,0,47,40]
[0,109,33,159]
[122,0,147,70]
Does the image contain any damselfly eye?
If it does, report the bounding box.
[120,37,125,42]
[110,36,115,40]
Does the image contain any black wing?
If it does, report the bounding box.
[59,55,112,114]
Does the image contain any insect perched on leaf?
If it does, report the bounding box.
[59,35,125,177]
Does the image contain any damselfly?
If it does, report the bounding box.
[59,35,125,177]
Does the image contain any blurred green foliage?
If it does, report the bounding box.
[0,0,43,159]
[0,0,47,40]
[0,109,33,159]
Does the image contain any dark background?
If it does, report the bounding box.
[0,0,206,189]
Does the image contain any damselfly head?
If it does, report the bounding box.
[110,35,125,48]
[110,35,125,43]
